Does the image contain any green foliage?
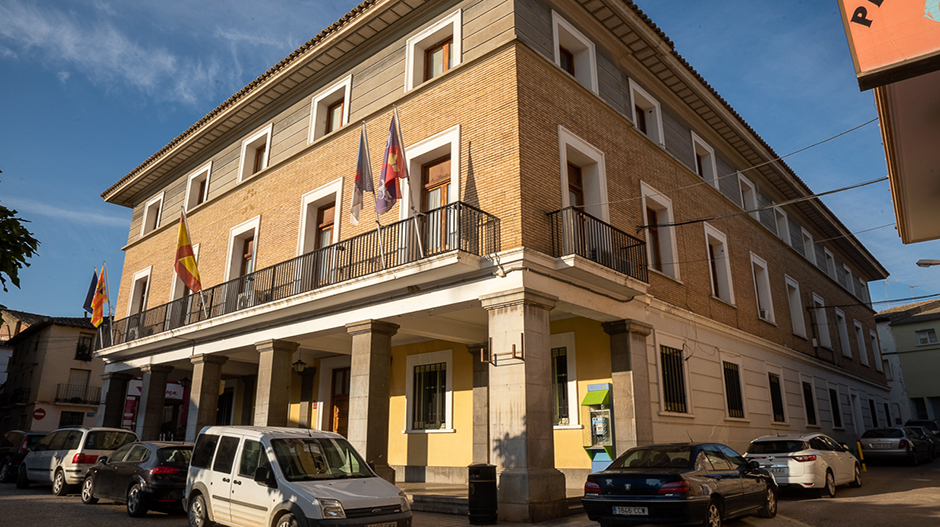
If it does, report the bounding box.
[0,178,41,294]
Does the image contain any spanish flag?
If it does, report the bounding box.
[375,111,409,215]
[174,209,202,293]
[91,269,108,327]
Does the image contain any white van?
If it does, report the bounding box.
[184,426,412,527]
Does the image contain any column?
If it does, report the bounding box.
[136,364,173,440]
[254,339,297,427]
[97,372,133,428]
[186,354,228,442]
[603,319,654,455]
[346,320,398,483]
[467,342,489,464]
[480,288,566,523]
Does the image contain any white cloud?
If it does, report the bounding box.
[5,196,128,228]
[56,70,69,83]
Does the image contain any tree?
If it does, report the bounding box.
[0,174,41,295]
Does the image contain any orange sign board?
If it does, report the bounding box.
[839,0,940,88]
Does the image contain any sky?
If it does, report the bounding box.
[0,0,938,318]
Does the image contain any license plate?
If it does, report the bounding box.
[770,467,787,474]
[366,523,396,527]
[871,443,891,449]
[613,506,648,516]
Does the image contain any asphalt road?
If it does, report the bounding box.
[1,461,938,526]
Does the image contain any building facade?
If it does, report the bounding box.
[95,0,890,521]
[876,299,940,423]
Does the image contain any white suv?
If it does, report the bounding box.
[745,433,861,498]
[184,426,412,527]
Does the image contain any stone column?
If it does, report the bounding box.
[186,354,228,442]
[254,340,298,427]
[480,288,566,523]
[136,364,173,440]
[346,320,398,483]
[467,342,489,464]
[602,319,654,455]
[97,372,133,428]
[298,369,317,429]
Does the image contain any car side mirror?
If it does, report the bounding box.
[98,456,108,465]
[841,443,850,451]
[747,460,760,470]
[254,466,277,488]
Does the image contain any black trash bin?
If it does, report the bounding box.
[468,463,497,525]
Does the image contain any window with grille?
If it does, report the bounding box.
[829,388,843,427]
[723,362,744,418]
[769,373,785,422]
[802,381,817,425]
[412,362,446,430]
[660,345,687,413]
[551,347,570,426]
[58,411,84,428]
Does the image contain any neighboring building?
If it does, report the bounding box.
[95,0,889,520]
[0,315,102,433]
[876,299,940,422]
[0,310,53,396]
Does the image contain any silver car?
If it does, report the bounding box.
[859,427,933,465]
[745,433,861,498]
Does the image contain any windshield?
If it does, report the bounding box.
[747,441,808,454]
[85,431,138,450]
[609,446,692,469]
[908,421,939,431]
[861,429,903,439]
[271,437,373,481]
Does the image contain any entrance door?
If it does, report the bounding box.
[330,368,350,438]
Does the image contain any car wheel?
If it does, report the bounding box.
[275,512,300,527]
[819,470,836,498]
[127,483,149,517]
[188,493,213,527]
[0,460,13,483]
[15,465,29,489]
[849,464,862,488]
[81,476,99,504]
[702,499,722,527]
[52,469,69,496]
[757,486,777,518]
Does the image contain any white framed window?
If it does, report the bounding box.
[842,264,854,292]
[237,124,273,183]
[827,383,844,429]
[657,334,691,415]
[550,332,580,428]
[140,192,165,237]
[835,308,851,358]
[640,181,679,280]
[308,75,352,143]
[774,207,790,245]
[800,374,819,426]
[824,248,836,277]
[224,216,261,281]
[720,352,746,419]
[704,223,734,304]
[404,349,454,432]
[750,252,774,322]
[551,11,598,93]
[400,125,461,220]
[127,266,153,317]
[767,364,787,424]
[916,328,938,345]
[813,293,831,349]
[854,321,869,366]
[184,162,212,211]
[404,9,462,92]
[738,173,759,219]
[785,275,806,338]
[870,330,883,372]
[691,131,718,189]
[298,178,344,255]
[801,228,816,266]
[629,79,664,146]
[558,125,609,222]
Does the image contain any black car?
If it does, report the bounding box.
[582,443,777,527]
[905,419,940,437]
[0,430,48,483]
[80,441,192,517]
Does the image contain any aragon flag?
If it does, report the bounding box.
[90,269,108,328]
[174,209,202,293]
[375,112,409,215]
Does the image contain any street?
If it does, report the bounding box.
[1,462,938,526]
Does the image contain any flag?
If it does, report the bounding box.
[83,270,97,314]
[351,123,374,225]
[174,210,202,293]
[375,112,409,215]
[91,269,108,327]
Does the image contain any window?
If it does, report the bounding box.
[58,411,84,428]
[212,436,240,473]
[768,372,786,423]
[750,253,774,322]
[868,398,879,428]
[75,334,93,361]
[691,132,718,189]
[871,330,883,372]
[884,402,892,426]
[140,192,165,237]
[912,397,929,419]
[299,179,343,255]
[738,173,758,219]
[835,308,851,358]
[238,439,270,478]
[127,266,152,317]
[842,264,854,292]
[774,207,790,245]
[225,216,261,281]
[813,294,831,349]
[641,181,679,280]
[785,276,806,338]
[191,433,219,469]
[916,328,938,345]
[829,388,843,428]
[824,248,836,277]
[185,162,212,210]
[405,350,453,432]
[404,10,461,91]
[801,228,816,266]
[550,333,579,428]
[722,361,745,419]
[237,124,272,183]
[855,321,869,366]
[660,345,688,414]
[309,75,352,142]
[558,126,609,222]
[400,126,461,221]
[629,79,664,146]
[802,380,818,426]
[704,223,734,303]
[552,11,598,93]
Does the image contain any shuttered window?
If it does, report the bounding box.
[412,362,446,430]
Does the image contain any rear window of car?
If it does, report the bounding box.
[26,434,46,448]
[85,431,137,450]
[609,446,693,469]
[157,447,192,467]
[191,434,220,469]
[746,441,808,454]
[62,430,83,450]
[907,421,939,431]
[861,429,903,439]
[1,432,20,448]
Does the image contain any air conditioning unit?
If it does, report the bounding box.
[237,291,257,310]
[126,327,140,341]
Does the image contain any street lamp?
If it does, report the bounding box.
[916,259,940,268]
[292,359,307,374]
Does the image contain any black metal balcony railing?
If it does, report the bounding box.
[0,387,30,406]
[549,206,649,283]
[100,202,500,349]
[55,384,102,405]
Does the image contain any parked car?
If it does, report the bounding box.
[582,442,776,527]
[184,426,412,527]
[17,426,138,495]
[0,430,49,483]
[905,419,940,437]
[859,427,933,465]
[81,441,192,516]
[909,426,940,458]
[744,433,861,498]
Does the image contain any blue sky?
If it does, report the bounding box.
[0,0,937,317]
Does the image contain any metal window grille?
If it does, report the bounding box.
[802,382,817,425]
[829,388,843,427]
[723,362,744,418]
[769,374,785,422]
[660,346,687,414]
[551,347,569,426]
[412,362,446,430]
[58,411,84,428]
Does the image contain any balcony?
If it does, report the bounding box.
[0,387,30,407]
[549,206,649,284]
[55,384,102,405]
[100,202,500,348]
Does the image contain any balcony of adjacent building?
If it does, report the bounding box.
[54,384,102,406]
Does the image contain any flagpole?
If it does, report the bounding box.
[394,105,425,259]
[182,207,210,320]
[92,265,102,349]
[360,121,386,270]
